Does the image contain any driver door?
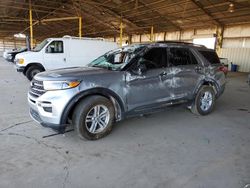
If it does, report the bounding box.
[43,40,67,70]
[125,47,173,112]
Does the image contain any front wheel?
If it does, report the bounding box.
[191,85,215,115]
[72,96,115,140]
[26,65,43,81]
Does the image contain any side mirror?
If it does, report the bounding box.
[137,63,147,75]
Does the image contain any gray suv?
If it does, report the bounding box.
[28,42,226,140]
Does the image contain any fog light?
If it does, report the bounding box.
[43,107,52,113]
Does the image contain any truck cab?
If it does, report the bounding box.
[15,36,118,80]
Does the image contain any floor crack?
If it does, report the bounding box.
[62,161,70,188]
[0,120,33,132]
[0,131,71,188]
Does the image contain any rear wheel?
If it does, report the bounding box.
[26,65,43,81]
[73,96,115,140]
[191,85,215,115]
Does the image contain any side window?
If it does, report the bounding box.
[46,41,63,53]
[169,47,198,66]
[199,50,220,64]
[142,48,166,70]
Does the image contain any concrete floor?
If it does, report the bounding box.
[0,58,249,188]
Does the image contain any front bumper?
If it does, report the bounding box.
[28,87,79,131]
[6,56,13,62]
[29,108,66,131]
[15,64,25,72]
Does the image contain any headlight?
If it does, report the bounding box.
[43,80,80,91]
[18,58,24,64]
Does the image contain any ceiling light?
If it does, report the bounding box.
[14,33,26,38]
[176,19,183,24]
[228,3,235,13]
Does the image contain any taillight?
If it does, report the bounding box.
[218,66,228,73]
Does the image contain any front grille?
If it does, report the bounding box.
[29,79,46,98]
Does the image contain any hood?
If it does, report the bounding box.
[16,51,30,59]
[15,51,43,64]
[15,51,36,59]
[34,66,112,81]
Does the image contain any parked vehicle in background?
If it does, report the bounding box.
[3,49,13,59]
[28,42,226,140]
[15,36,118,80]
[5,48,27,62]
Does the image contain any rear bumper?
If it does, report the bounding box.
[216,83,226,98]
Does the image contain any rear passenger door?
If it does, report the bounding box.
[168,47,202,100]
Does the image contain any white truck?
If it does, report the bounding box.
[15,36,118,80]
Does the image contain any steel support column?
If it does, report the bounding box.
[79,17,82,38]
[150,26,154,42]
[119,21,123,47]
[29,0,33,49]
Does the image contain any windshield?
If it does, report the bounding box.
[88,45,145,71]
[33,39,49,52]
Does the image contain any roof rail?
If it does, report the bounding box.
[62,35,105,41]
[156,41,207,48]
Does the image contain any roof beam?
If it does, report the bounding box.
[124,1,230,20]
[80,0,146,33]
[190,0,222,26]
[19,2,71,35]
[137,0,181,30]
[72,1,120,34]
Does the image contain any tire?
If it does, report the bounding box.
[191,85,215,115]
[26,66,43,81]
[72,95,115,140]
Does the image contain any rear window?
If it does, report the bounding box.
[199,50,220,64]
[169,47,198,66]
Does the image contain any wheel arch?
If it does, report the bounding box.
[194,79,220,97]
[60,87,126,125]
[23,63,45,75]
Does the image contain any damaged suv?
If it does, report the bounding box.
[28,42,226,140]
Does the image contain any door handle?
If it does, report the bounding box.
[160,71,167,77]
[63,58,66,62]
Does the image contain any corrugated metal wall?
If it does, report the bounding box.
[220,48,250,72]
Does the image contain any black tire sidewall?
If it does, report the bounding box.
[195,86,215,115]
[26,66,42,81]
[73,96,115,140]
